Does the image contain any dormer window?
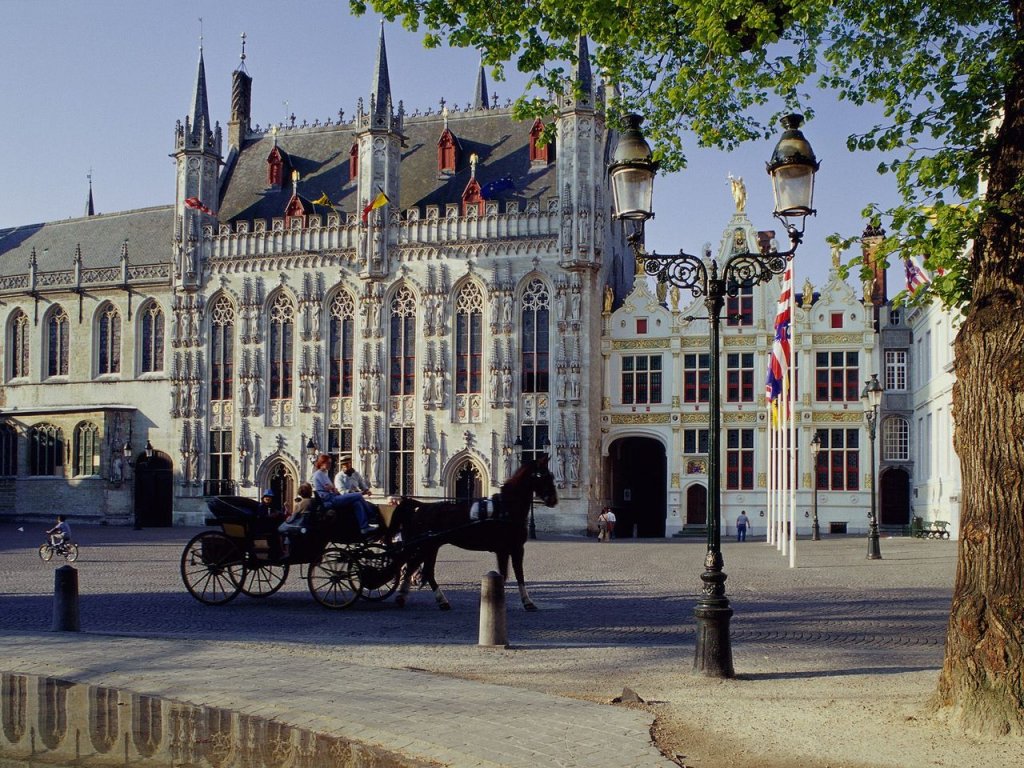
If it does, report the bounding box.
[529,119,554,165]
[266,145,289,189]
[438,128,458,176]
[348,143,358,182]
[462,177,484,216]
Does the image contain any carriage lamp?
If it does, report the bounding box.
[609,112,820,679]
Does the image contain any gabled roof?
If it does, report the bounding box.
[218,108,558,223]
[0,206,173,277]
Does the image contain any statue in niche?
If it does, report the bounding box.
[555,291,567,323]
[603,285,613,314]
[110,454,124,483]
[550,447,564,486]
[370,374,382,409]
[570,289,581,322]
[189,379,201,416]
[569,367,581,400]
[567,449,580,485]
[361,376,370,408]
[490,368,501,402]
[501,294,513,327]
[423,370,433,404]
[502,368,514,405]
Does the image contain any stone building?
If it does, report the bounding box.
[0,29,631,529]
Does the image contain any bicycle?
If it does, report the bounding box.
[39,539,79,562]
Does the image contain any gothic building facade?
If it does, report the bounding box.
[0,30,631,530]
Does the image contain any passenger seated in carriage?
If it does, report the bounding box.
[311,454,379,535]
[278,482,316,558]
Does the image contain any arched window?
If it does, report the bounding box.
[210,296,234,402]
[329,292,355,398]
[140,302,165,373]
[268,294,294,400]
[29,423,64,476]
[46,306,70,377]
[454,283,484,394]
[0,422,17,476]
[73,422,100,477]
[97,304,121,375]
[8,309,29,379]
[348,143,358,180]
[520,279,550,393]
[882,416,910,461]
[389,286,416,397]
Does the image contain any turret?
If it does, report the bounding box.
[228,32,252,150]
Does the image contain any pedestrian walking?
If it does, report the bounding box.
[605,508,617,540]
[736,510,750,542]
[597,509,608,542]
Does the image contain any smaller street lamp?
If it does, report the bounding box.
[306,437,318,465]
[810,431,821,541]
[861,374,883,560]
[145,440,155,459]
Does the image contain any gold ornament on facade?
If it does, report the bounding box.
[611,413,672,425]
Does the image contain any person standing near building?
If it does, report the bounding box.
[736,510,751,542]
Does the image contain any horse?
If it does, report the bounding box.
[390,456,558,611]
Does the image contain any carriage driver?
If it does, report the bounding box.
[311,454,378,535]
[334,454,370,495]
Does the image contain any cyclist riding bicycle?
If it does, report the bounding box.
[46,515,72,548]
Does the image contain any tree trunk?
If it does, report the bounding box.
[935,0,1024,734]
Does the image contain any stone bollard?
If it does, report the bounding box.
[51,565,80,632]
[478,570,508,647]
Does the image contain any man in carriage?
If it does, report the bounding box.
[311,453,379,535]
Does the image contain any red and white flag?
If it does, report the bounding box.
[184,197,213,215]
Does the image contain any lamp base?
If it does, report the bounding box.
[693,597,735,678]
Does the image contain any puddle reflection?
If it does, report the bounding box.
[1,671,428,767]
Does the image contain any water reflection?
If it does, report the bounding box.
[1,671,426,767]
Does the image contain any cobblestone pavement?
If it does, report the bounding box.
[0,524,962,767]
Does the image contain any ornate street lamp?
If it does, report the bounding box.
[306,437,318,465]
[609,112,819,678]
[861,374,883,560]
[810,431,822,541]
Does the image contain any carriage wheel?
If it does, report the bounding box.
[307,546,360,609]
[63,543,79,562]
[354,542,400,602]
[235,561,289,598]
[38,544,54,562]
[180,531,243,605]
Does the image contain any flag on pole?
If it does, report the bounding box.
[184,197,213,215]
[312,192,334,208]
[765,263,793,403]
[481,176,515,197]
[361,189,390,222]
[904,256,931,294]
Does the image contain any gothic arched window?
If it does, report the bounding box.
[8,309,29,380]
[269,294,294,400]
[140,302,165,373]
[73,421,100,477]
[29,423,64,476]
[455,282,484,394]
[97,303,121,375]
[520,279,550,393]
[329,292,355,398]
[389,286,416,397]
[46,306,70,377]
[210,296,234,402]
[0,422,17,476]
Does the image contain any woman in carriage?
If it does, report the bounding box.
[310,453,379,535]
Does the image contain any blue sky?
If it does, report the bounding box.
[0,0,904,292]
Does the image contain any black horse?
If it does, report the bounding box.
[391,456,558,610]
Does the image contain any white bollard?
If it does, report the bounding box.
[478,570,508,647]
[51,565,80,632]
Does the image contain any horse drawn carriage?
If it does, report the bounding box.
[179,495,400,608]
[179,457,558,611]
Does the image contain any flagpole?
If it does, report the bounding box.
[766,401,775,545]
[788,267,798,569]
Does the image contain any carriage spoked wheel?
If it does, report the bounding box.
[307,545,360,609]
[180,531,244,605]
[351,542,400,602]
[235,559,290,598]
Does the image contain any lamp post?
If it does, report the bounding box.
[609,112,819,678]
[861,374,883,560]
[810,431,821,541]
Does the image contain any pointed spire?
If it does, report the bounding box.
[573,35,594,104]
[85,172,95,217]
[473,59,489,110]
[189,46,212,141]
[370,20,393,127]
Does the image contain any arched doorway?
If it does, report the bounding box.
[609,436,666,538]
[451,459,484,501]
[262,462,296,516]
[134,450,173,527]
[880,467,911,527]
[686,484,708,527]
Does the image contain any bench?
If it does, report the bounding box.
[911,517,950,539]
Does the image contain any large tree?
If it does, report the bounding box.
[353,0,1024,734]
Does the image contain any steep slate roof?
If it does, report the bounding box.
[218,107,558,224]
[0,206,174,278]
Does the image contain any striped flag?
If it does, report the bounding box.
[184,197,213,214]
[905,256,931,294]
[765,263,793,402]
